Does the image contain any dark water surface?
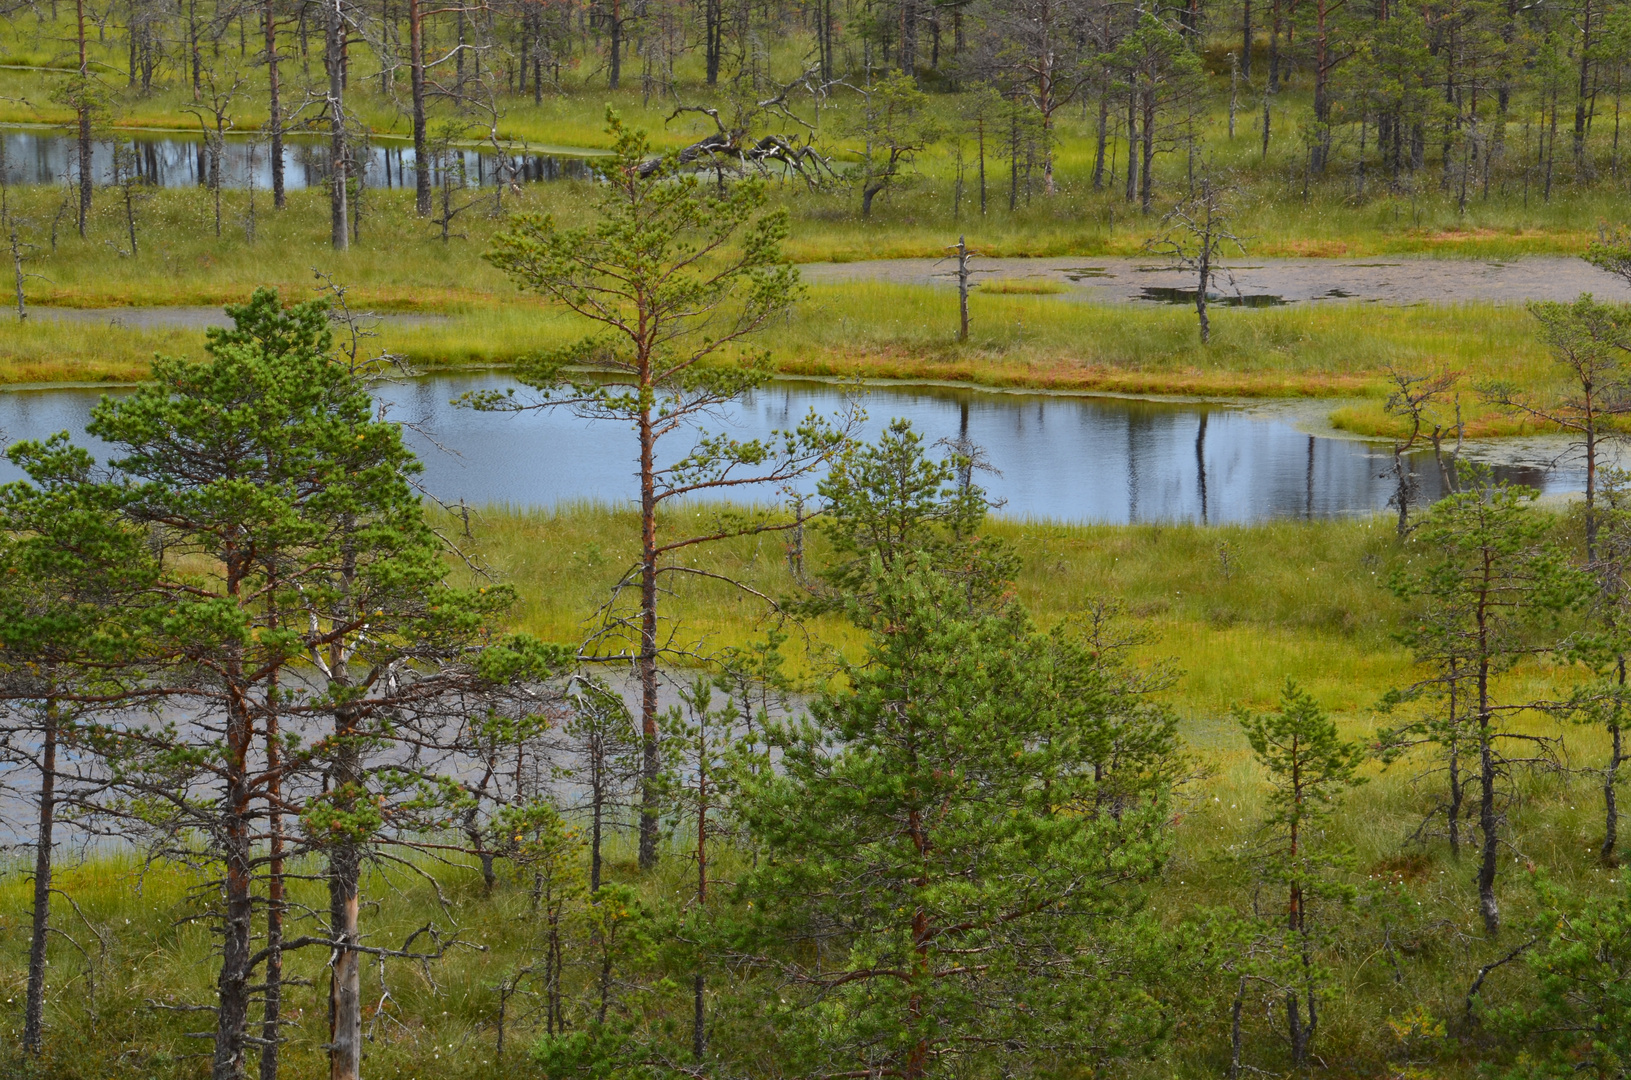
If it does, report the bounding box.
[0,374,1580,524]
[0,125,593,190]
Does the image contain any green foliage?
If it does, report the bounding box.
[1389,468,1585,678]
[482,110,798,402]
[1490,875,1631,1079]
[1386,467,1590,934]
[847,71,943,217]
[0,433,155,668]
[1231,680,1366,1069]
[84,286,517,710]
[6,287,547,1076]
[734,560,1177,1077]
[1237,679,1367,865]
[531,883,663,1077]
[812,417,1017,615]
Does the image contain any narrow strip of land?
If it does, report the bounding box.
[20,306,451,329]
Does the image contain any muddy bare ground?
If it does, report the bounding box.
[799,255,1631,306]
[17,257,1629,328]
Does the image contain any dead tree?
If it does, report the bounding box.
[0,153,38,319]
[941,235,984,341]
[642,67,839,188]
[185,71,247,239]
[1144,169,1246,344]
[1483,295,1631,563]
[1381,366,1461,537]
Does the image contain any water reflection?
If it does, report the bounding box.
[0,374,1578,525]
[0,126,592,190]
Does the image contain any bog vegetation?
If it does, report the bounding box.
[11,291,1631,1080]
[3,0,1631,400]
[3,0,1631,1078]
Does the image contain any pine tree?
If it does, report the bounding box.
[477,111,841,872]
[1387,467,1586,936]
[77,288,534,1080]
[1234,680,1365,1070]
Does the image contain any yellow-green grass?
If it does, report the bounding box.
[0,165,1596,411]
[5,179,1605,316]
[451,503,1582,718]
[0,506,1620,1079]
[0,291,1560,434]
[976,278,1067,294]
[0,841,675,1080]
[398,281,1540,404]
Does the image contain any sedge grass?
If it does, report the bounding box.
[449,503,1546,718]
[0,169,1593,414]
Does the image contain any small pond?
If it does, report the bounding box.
[0,375,1581,525]
[0,125,593,190]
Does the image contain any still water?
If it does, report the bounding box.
[0,374,1579,524]
[0,125,592,190]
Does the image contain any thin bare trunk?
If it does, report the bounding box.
[260,687,284,1080]
[267,0,285,209]
[75,0,91,238]
[327,726,362,1080]
[211,698,256,1080]
[22,700,58,1055]
[638,403,660,870]
[410,0,430,215]
[326,0,349,250]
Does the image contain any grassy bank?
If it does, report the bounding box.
[453,503,1576,718]
[0,161,1601,416]
[2,180,1611,315]
[0,263,1569,437]
[0,507,1619,1079]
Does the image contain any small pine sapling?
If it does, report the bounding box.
[1233,680,1365,1071]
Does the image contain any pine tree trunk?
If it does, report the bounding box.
[1196,240,1210,344]
[900,0,916,77]
[189,0,202,97]
[1577,0,1594,175]
[260,692,285,1080]
[23,700,57,1055]
[590,766,604,892]
[706,0,721,85]
[1476,664,1500,935]
[1139,90,1156,212]
[1125,95,1139,203]
[1586,425,1600,563]
[1092,87,1109,189]
[75,0,91,238]
[638,402,660,870]
[1606,717,1622,864]
[327,0,349,250]
[1606,656,1624,865]
[409,0,430,215]
[212,692,257,1080]
[328,729,363,1080]
[1241,0,1252,78]
[1447,695,1462,860]
[267,0,285,209]
[1228,976,1245,1079]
